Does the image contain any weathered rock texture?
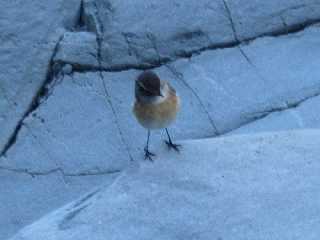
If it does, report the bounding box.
[1,0,320,239]
[10,131,320,240]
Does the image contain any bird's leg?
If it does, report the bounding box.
[144,130,155,161]
[164,128,181,152]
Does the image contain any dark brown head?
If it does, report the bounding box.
[135,71,162,99]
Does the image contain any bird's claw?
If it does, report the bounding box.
[165,141,181,152]
[144,147,156,161]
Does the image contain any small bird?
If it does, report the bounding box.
[133,70,181,161]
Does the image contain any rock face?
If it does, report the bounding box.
[1,0,320,239]
[58,0,320,69]
[10,131,320,240]
[0,0,81,155]
[230,94,320,135]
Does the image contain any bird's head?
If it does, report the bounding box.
[135,71,163,98]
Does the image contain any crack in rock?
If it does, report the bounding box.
[230,90,320,133]
[165,64,220,135]
[0,35,65,158]
[100,77,135,163]
[84,0,135,163]
[0,165,120,178]
[222,0,239,42]
[221,0,267,82]
[38,1,317,73]
[4,1,320,159]
[73,0,85,31]
[222,0,267,82]
[236,46,269,85]
[61,17,320,74]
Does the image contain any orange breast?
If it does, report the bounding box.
[133,93,180,129]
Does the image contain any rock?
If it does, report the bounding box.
[2,1,320,239]
[54,32,99,69]
[225,0,320,40]
[0,169,117,240]
[1,75,130,174]
[230,94,320,135]
[56,0,320,69]
[0,0,81,155]
[10,130,320,240]
[0,1,82,238]
[3,24,320,239]
[168,25,320,133]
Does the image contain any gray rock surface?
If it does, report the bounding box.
[0,1,82,238]
[226,0,320,40]
[57,0,320,69]
[0,170,118,240]
[54,32,99,68]
[10,130,320,240]
[0,0,81,155]
[2,0,320,239]
[7,24,320,181]
[167,24,320,133]
[231,94,320,135]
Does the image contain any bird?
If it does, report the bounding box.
[133,70,181,161]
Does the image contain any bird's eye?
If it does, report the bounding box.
[138,82,151,93]
[138,82,147,90]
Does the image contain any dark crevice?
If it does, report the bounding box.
[0,165,120,178]
[0,36,65,157]
[67,18,320,74]
[63,0,320,75]
[0,123,24,158]
[29,38,64,113]
[3,1,319,158]
[66,41,238,73]
[226,90,320,134]
[0,0,87,157]
[74,0,86,31]
[58,6,320,74]
[71,59,167,73]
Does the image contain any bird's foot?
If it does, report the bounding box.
[144,147,156,161]
[165,140,181,152]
